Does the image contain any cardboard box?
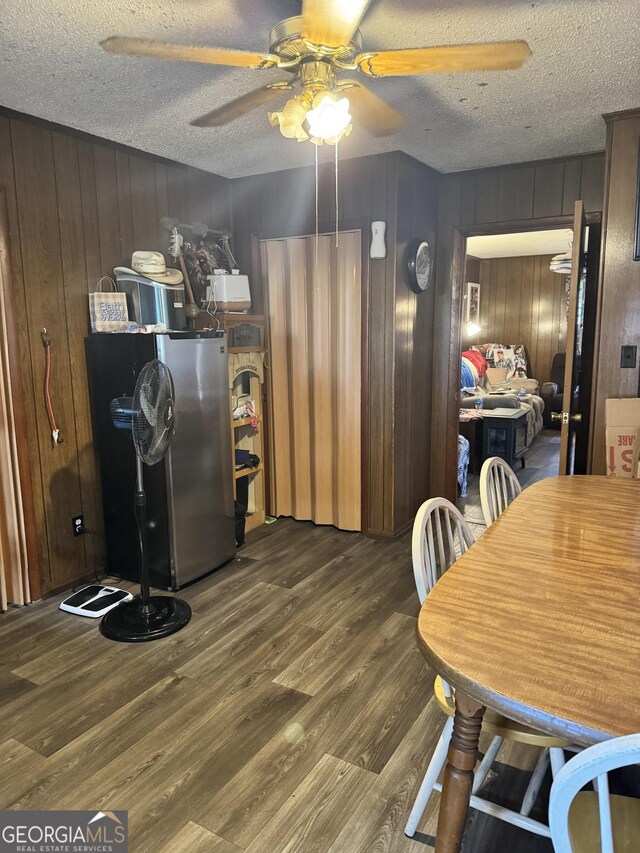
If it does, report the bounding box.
[605,398,640,477]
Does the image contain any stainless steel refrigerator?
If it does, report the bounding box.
[86,332,236,589]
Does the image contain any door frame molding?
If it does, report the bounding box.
[443,211,603,501]
[249,218,370,534]
[0,190,41,600]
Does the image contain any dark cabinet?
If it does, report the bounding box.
[482,409,528,469]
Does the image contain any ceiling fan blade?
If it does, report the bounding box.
[101,37,279,69]
[301,0,371,48]
[357,41,532,77]
[191,82,293,128]
[339,81,405,137]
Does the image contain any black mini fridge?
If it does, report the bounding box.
[86,332,236,589]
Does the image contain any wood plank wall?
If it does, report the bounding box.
[0,109,230,594]
[474,254,568,383]
[393,155,438,534]
[432,153,605,500]
[591,111,640,474]
[231,151,439,537]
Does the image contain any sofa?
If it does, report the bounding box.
[460,344,545,447]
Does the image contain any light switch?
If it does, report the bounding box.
[620,345,637,368]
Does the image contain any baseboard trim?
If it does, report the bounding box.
[365,519,413,540]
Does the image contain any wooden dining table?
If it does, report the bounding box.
[417,475,640,853]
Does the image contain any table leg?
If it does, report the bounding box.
[434,691,485,853]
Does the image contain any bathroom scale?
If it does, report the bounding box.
[59,584,133,618]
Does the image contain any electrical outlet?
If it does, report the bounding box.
[620,345,637,368]
[72,515,84,536]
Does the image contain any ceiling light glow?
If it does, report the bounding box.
[306,92,352,142]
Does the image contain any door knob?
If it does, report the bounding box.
[551,411,582,424]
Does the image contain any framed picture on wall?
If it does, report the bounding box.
[635,141,640,260]
[465,281,480,325]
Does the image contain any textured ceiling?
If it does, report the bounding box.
[468,228,573,257]
[0,0,638,178]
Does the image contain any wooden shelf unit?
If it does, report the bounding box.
[228,339,266,534]
[232,415,261,429]
[234,463,264,480]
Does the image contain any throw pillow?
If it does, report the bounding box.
[486,366,509,386]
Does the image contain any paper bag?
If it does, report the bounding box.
[89,278,130,333]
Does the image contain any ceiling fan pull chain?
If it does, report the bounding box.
[315,142,319,291]
[335,136,339,249]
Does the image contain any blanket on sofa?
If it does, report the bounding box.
[460,359,475,392]
[475,343,528,380]
[462,349,487,377]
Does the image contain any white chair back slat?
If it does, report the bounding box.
[499,468,509,512]
[435,509,447,574]
[480,457,523,527]
[445,509,456,559]
[549,733,640,853]
[426,514,437,594]
[597,774,614,853]
[454,518,468,557]
[491,468,498,515]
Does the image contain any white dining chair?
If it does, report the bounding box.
[479,456,522,527]
[405,497,569,840]
[549,733,640,852]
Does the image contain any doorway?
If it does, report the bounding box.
[261,230,362,531]
[454,220,600,521]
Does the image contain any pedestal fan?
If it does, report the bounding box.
[101,358,191,642]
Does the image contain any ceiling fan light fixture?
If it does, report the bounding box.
[306,91,352,142]
[268,93,311,140]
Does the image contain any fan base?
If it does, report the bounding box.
[100,595,191,643]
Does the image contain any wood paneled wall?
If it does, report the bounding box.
[393,155,438,534]
[432,153,605,500]
[0,109,230,593]
[591,110,640,474]
[231,151,439,537]
[476,254,568,383]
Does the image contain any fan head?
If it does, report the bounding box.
[133,359,175,465]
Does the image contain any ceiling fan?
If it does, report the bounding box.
[101,0,531,144]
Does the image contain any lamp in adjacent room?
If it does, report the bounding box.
[466,322,482,337]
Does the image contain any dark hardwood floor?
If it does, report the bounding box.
[2,496,559,852]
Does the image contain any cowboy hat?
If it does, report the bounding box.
[114,251,183,286]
